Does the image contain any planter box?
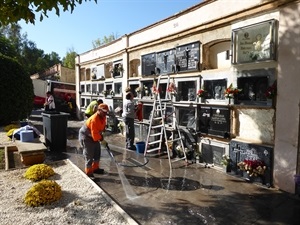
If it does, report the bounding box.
[20,151,45,166]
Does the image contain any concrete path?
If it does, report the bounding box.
[29,112,300,225]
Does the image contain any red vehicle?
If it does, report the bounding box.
[33,79,76,115]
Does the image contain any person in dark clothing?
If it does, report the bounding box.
[122,91,136,150]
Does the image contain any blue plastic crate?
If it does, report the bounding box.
[20,130,34,142]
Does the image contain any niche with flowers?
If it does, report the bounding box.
[236,68,276,106]
[229,140,273,187]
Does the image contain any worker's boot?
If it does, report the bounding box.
[85,167,94,177]
[92,161,104,174]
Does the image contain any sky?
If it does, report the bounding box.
[19,0,202,59]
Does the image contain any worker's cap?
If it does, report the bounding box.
[96,98,103,103]
[98,103,109,112]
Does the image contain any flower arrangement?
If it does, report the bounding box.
[197,89,205,98]
[110,64,124,74]
[102,90,108,96]
[135,86,142,93]
[237,159,266,177]
[176,145,183,152]
[144,85,149,96]
[118,64,124,73]
[224,83,241,99]
[167,81,177,95]
[221,154,231,167]
[151,81,159,94]
[117,121,125,134]
[265,81,277,99]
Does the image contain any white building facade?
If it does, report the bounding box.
[75,0,300,194]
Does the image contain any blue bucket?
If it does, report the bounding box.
[136,141,145,154]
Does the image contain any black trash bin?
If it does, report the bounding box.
[42,111,69,152]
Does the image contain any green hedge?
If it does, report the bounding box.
[0,54,34,125]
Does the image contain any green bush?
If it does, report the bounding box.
[0,54,34,125]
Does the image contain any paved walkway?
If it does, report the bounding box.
[29,113,300,225]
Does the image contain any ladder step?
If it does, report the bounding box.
[165,127,176,131]
[151,124,164,129]
[150,132,162,137]
[172,156,187,163]
[148,140,162,145]
[145,147,161,153]
[168,137,182,142]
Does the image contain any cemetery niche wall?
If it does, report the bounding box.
[229,140,273,187]
[141,41,200,76]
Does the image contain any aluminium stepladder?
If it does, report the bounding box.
[144,74,187,169]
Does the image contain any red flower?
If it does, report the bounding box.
[197,89,205,97]
[265,82,277,99]
[224,83,241,98]
[237,159,266,177]
[167,82,177,94]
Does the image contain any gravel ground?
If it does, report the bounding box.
[0,159,134,225]
[0,126,136,225]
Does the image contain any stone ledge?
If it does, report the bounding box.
[15,139,47,153]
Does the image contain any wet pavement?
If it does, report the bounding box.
[29,111,300,225]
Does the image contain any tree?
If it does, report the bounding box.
[92,33,119,48]
[0,0,97,26]
[0,54,34,125]
[62,48,77,69]
[0,35,17,58]
[0,24,62,75]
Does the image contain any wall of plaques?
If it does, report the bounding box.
[141,41,200,76]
